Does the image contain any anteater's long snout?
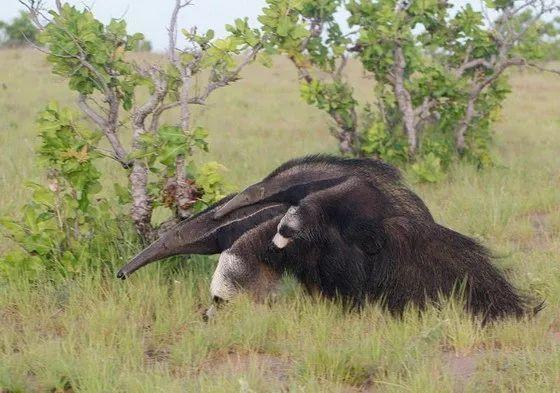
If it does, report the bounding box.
[116,239,171,279]
[116,197,289,279]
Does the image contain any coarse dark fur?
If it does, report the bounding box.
[217,155,539,322]
[227,205,535,322]
[213,154,434,222]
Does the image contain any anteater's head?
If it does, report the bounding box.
[204,217,285,320]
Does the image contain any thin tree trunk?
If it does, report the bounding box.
[174,67,197,219]
[331,111,358,156]
[128,70,168,240]
[392,45,418,156]
[129,159,153,241]
[338,129,357,155]
[130,116,154,241]
[455,93,477,153]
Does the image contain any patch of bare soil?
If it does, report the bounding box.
[529,212,551,244]
[205,350,293,385]
[443,352,479,392]
[203,350,380,392]
[550,331,560,344]
[515,211,552,251]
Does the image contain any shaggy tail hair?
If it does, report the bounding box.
[375,217,541,323]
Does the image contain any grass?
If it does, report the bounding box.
[1,48,560,392]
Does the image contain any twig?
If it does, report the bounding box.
[77,95,129,167]
[527,62,560,76]
[18,0,46,29]
[190,45,261,105]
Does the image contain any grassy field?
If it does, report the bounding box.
[1,48,559,392]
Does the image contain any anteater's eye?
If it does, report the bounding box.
[212,295,225,305]
[278,225,297,238]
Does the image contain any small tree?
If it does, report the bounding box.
[258,0,359,155]
[0,11,38,46]
[259,0,560,180]
[0,103,133,279]
[133,39,152,52]
[18,0,261,240]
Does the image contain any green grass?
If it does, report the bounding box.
[1,48,560,392]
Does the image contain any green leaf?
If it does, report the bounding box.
[114,183,132,204]
[277,16,292,37]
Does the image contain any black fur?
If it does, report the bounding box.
[266,154,402,183]
[228,155,538,322]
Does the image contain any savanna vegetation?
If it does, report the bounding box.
[1,0,560,392]
[0,11,38,47]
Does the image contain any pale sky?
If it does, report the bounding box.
[3,1,549,51]
[1,0,271,50]
[1,0,472,51]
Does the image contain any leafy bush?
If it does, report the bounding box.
[259,0,560,182]
[0,11,38,47]
[359,119,408,166]
[15,1,260,240]
[0,104,134,280]
[1,1,255,279]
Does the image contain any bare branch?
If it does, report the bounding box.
[18,0,46,29]
[21,31,72,58]
[479,58,525,90]
[149,101,180,133]
[493,0,559,47]
[414,98,437,127]
[92,146,128,165]
[526,62,560,75]
[133,66,169,127]
[77,94,107,129]
[168,0,194,65]
[510,1,559,44]
[190,45,262,105]
[77,95,129,167]
[454,57,525,151]
[335,54,349,80]
[452,0,560,152]
[455,58,494,77]
[289,56,314,84]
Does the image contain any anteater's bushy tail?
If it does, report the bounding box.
[377,217,540,322]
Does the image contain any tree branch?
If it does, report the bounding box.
[133,66,169,127]
[168,0,193,66]
[455,58,495,77]
[190,45,261,105]
[527,62,560,75]
[414,97,437,127]
[77,95,130,167]
[77,95,106,129]
[18,0,46,29]
[452,0,560,152]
